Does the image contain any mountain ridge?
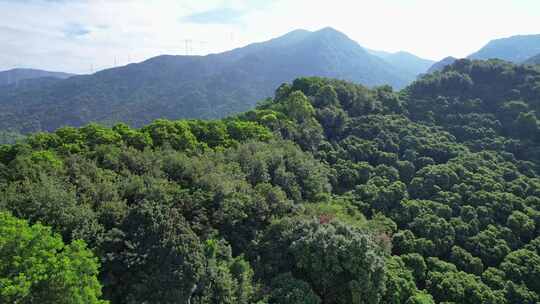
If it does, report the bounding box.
[468,34,540,62]
[0,68,75,87]
[372,50,435,77]
[426,56,458,73]
[426,34,540,72]
[0,27,418,133]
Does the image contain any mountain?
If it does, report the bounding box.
[468,34,540,63]
[0,27,412,133]
[423,34,540,73]
[525,53,540,64]
[368,49,435,77]
[426,56,458,73]
[0,68,74,86]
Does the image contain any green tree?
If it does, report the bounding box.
[287,219,388,304]
[100,202,204,303]
[401,253,427,285]
[279,91,315,123]
[449,246,484,275]
[506,211,535,241]
[142,119,198,150]
[500,249,540,294]
[427,270,501,304]
[405,292,435,304]
[191,239,256,304]
[0,212,106,303]
[268,273,321,304]
[383,256,418,304]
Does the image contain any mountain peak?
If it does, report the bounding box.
[231,27,362,57]
[303,27,366,54]
[315,26,341,33]
[277,29,311,40]
[312,26,349,39]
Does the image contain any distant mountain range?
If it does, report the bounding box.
[428,34,540,72]
[367,49,434,78]
[0,27,432,133]
[468,34,540,63]
[2,29,540,133]
[0,68,74,87]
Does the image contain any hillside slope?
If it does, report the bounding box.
[426,56,458,73]
[525,53,540,64]
[468,34,540,62]
[0,68,74,86]
[369,50,434,77]
[0,27,411,133]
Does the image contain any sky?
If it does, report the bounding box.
[0,0,539,74]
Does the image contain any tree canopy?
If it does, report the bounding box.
[2,59,540,303]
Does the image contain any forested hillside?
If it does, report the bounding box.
[2,59,540,303]
[0,28,420,134]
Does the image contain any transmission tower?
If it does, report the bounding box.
[14,67,18,88]
[183,39,193,55]
[181,39,208,55]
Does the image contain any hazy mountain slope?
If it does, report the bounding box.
[0,68,74,86]
[369,50,435,76]
[0,27,411,133]
[525,53,540,64]
[468,34,540,63]
[426,56,458,73]
[424,34,540,73]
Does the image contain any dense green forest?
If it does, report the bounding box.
[2,59,540,303]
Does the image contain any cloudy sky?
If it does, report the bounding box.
[1,0,539,74]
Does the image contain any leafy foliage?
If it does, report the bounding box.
[3,59,540,303]
[0,212,106,303]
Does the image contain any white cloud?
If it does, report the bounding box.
[0,0,539,73]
